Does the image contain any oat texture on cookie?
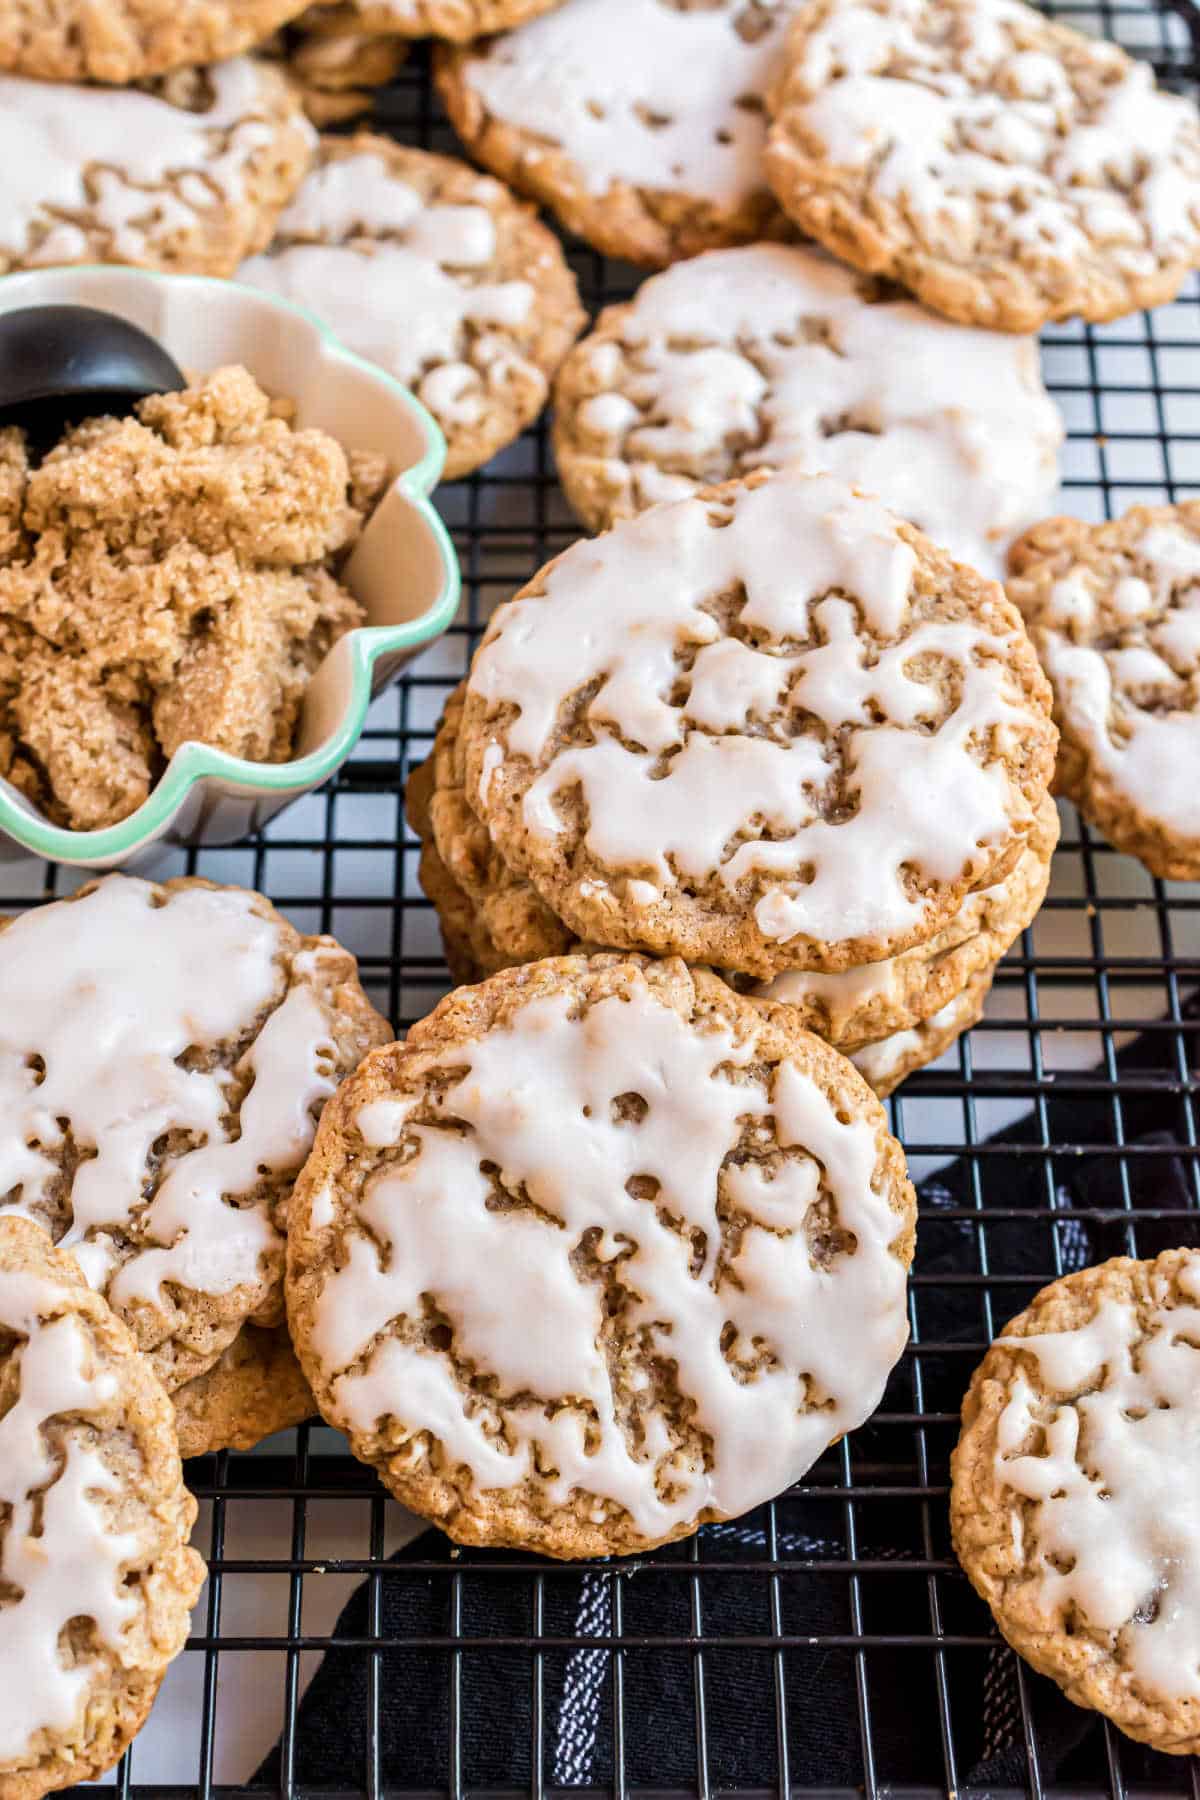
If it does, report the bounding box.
[553,243,1063,576]
[459,469,1056,977]
[952,1248,1200,1755]
[327,0,564,41]
[240,136,583,479]
[435,0,801,266]
[0,0,323,81]
[286,956,916,1557]
[0,1218,205,1800]
[764,0,1200,330]
[0,59,314,276]
[172,1324,315,1458]
[0,874,389,1394]
[1008,503,1200,879]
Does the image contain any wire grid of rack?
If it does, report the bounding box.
[4,3,1200,1793]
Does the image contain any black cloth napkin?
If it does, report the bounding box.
[257,1001,1200,1792]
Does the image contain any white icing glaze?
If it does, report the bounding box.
[0,60,310,266]
[460,0,800,204]
[310,976,909,1535]
[571,243,1062,577]
[994,1255,1200,1701]
[0,1269,138,1762]
[1032,523,1200,838]
[0,876,337,1313]
[238,149,537,431]
[468,471,1036,947]
[783,0,1200,273]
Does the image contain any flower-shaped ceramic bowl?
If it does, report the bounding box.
[0,265,459,867]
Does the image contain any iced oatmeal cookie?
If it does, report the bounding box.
[172,1324,315,1458]
[286,954,915,1556]
[952,1248,1200,1755]
[764,0,1200,331]
[435,0,800,267]
[0,0,326,82]
[279,12,409,124]
[459,468,1056,978]
[240,137,583,479]
[553,243,1063,576]
[0,1217,205,1800]
[1008,503,1200,879]
[331,0,563,40]
[0,365,385,832]
[0,873,390,1395]
[0,59,313,276]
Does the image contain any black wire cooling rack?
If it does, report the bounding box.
[6,5,1200,1794]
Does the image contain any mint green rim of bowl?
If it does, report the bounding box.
[0,266,462,865]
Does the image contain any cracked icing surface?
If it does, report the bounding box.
[0,875,389,1393]
[0,59,314,276]
[553,242,1062,577]
[0,1219,204,1800]
[460,469,1056,977]
[764,0,1200,330]
[1008,503,1200,879]
[434,0,800,267]
[0,368,380,832]
[286,955,915,1556]
[952,1248,1200,1756]
[239,136,583,480]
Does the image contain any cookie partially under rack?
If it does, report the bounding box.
[4,3,1200,1794]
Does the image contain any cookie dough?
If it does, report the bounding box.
[764,0,1200,331]
[286,954,916,1556]
[435,0,800,267]
[0,1217,205,1800]
[0,873,390,1394]
[172,1324,315,1457]
[460,469,1056,977]
[239,136,584,480]
[0,366,383,832]
[0,59,314,276]
[553,242,1063,577]
[952,1248,1200,1755]
[1008,503,1200,879]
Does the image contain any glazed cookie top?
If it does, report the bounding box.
[1008,504,1200,872]
[764,0,1200,330]
[553,243,1063,576]
[0,59,314,278]
[0,0,322,82]
[239,136,583,480]
[461,470,1056,976]
[0,1218,204,1800]
[953,1249,1200,1753]
[341,0,564,39]
[0,874,389,1393]
[435,0,800,266]
[287,956,915,1557]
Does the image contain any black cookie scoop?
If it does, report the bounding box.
[0,304,186,453]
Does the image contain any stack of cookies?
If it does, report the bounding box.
[409,464,1059,1096]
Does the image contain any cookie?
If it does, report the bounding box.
[332,0,563,40]
[764,0,1200,332]
[281,11,409,124]
[286,954,916,1557]
[848,965,992,1098]
[951,1248,1200,1756]
[172,1324,315,1458]
[1008,503,1200,880]
[553,243,1063,578]
[239,136,584,480]
[0,59,314,277]
[0,873,390,1394]
[435,0,800,267]
[0,1217,205,1800]
[460,468,1056,978]
[0,0,324,81]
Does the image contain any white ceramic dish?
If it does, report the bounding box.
[0,265,460,867]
